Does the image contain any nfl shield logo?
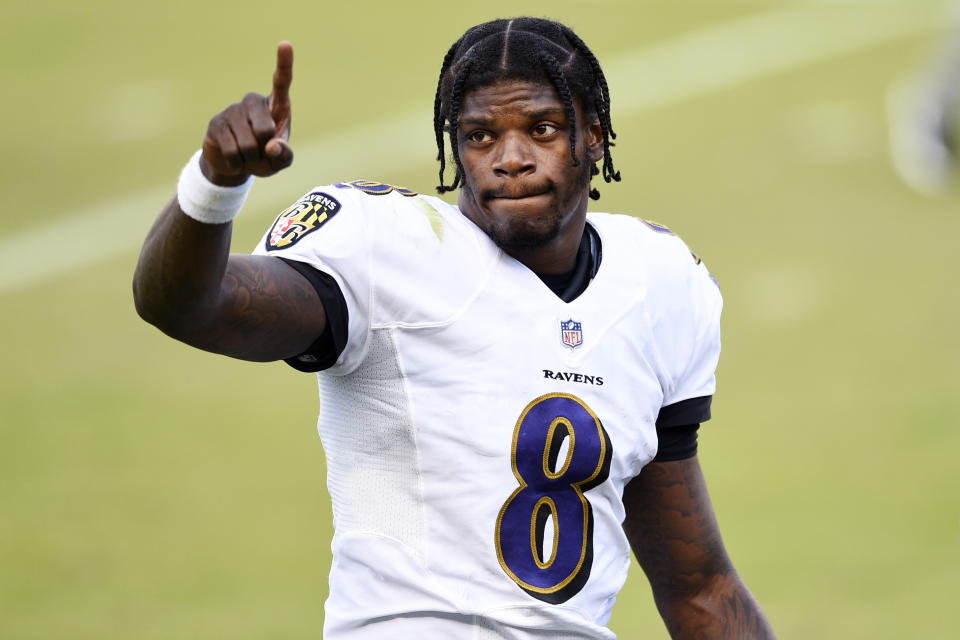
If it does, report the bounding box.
[560,319,583,349]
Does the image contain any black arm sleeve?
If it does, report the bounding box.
[653,424,700,462]
[277,257,349,373]
[652,395,712,462]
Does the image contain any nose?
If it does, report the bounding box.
[492,132,535,177]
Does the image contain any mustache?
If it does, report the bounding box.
[482,182,555,200]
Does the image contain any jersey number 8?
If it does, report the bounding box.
[495,393,612,604]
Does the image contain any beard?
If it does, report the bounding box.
[485,205,562,252]
[481,158,594,253]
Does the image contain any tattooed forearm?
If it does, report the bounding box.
[134,197,231,324]
[622,458,775,639]
[656,574,775,640]
[133,197,326,361]
[623,458,729,594]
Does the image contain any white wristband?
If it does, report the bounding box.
[176,150,254,224]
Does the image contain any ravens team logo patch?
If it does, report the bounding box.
[266,191,341,251]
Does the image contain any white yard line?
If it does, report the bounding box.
[0,4,938,295]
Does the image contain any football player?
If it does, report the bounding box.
[134,17,775,639]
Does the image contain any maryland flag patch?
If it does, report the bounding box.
[266,191,341,251]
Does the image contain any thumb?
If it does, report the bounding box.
[265,137,294,170]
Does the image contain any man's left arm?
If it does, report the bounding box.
[622,455,775,639]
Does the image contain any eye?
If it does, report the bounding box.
[533,123,559,137]
[467,130,492,143]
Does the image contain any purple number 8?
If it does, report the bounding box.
[495,393,612,604]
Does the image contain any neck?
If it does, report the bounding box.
[506,216,585,274]
[457,185,590,275]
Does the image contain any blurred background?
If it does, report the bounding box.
[2,0,958,637]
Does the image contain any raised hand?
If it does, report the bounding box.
[200,42,295,186]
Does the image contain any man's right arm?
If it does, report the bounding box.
[132,42,329,363]
[622,456,775,639]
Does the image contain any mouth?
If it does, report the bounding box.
[495,193,547,200]
[487,187,552,201]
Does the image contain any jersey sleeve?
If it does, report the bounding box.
[251,185,374,375]
[646,229,724,419]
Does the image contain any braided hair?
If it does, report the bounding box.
[434,18,620,200]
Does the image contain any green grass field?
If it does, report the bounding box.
[2,1,959,637]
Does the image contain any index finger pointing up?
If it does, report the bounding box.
[272,41,293,109]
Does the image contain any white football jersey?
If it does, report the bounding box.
[252,180,722,639]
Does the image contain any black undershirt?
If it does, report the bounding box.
[276,223,704,461]
[535,223,601,302]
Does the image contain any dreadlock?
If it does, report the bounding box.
[433,17,621,200]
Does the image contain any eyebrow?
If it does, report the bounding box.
[460,107,568,127]
[526,107,568,120]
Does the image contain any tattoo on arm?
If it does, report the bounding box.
[134,198,327,362]
[622,457,775,639]
[206,255,327,361]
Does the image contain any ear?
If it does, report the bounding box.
[585,116,603,163]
